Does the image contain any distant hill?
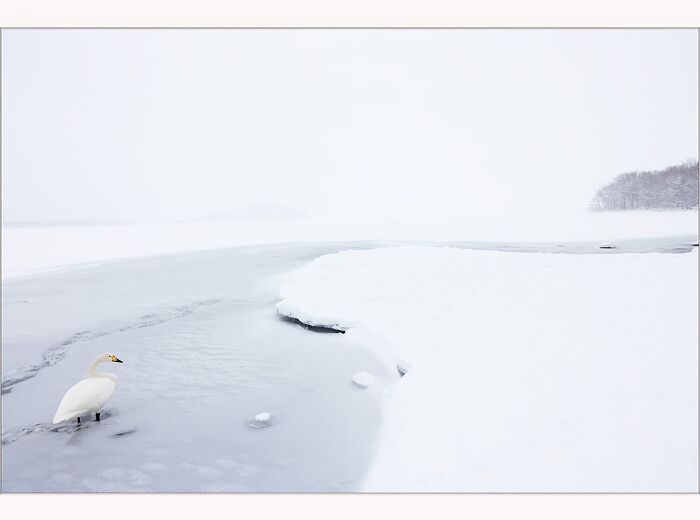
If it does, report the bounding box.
[2,219,129,228]
[198,205,309,222]
[589,160,699,211]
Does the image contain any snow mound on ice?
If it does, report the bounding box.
[351,372,375,388]
[248,412,275,429]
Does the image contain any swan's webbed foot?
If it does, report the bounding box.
[95,412,101,421]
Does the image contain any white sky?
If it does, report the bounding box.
[2,29,697,222]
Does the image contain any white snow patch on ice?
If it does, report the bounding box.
[255,412,271,422]
[277,245,698,491]
[248,412,275,429]
[351,372,375,388]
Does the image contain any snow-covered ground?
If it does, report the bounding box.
[3,211,697,279]
[277,245,699,491]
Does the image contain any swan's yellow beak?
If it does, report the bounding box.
[110,355,124,363]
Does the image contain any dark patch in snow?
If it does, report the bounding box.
[3,422,79,446]
[2,410,116,446]
[1,298,224,394]
[445,236,697,256]
[278,315,345,334]
[112,429,137,437]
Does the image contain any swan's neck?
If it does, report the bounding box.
[87,357,119,385]
[87,356,103,377]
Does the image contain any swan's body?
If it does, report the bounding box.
[53,352,123,424]
[53,378,116,423]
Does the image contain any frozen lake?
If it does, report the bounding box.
[2,242,398,492]
[1,236,696,492]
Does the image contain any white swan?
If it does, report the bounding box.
[52,352,124,425]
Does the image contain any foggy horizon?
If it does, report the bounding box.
[2,29,698,223]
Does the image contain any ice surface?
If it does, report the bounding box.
[277,242,699,492]
[2,242,397,492]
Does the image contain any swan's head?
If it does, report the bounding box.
[100,352,124,363]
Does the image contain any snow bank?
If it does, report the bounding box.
[277,246,698,491]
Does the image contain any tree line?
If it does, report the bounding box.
[589,160,699,211]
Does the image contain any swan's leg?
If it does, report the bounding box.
[77,417,80,425]
[95,412,101,421]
